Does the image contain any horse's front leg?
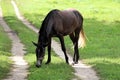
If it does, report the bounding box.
[58,36,69,64]
[45,38,51,64]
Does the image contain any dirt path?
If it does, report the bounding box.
[11,0,99,80]
[0,6,28,80]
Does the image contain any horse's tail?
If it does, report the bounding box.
[78,25,87,48]
[72,10,87,48]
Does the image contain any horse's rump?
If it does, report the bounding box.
[51,9,82,36]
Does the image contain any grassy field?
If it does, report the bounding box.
[0,25,12,80]
[14,0,120,80]
[1,0,74,80]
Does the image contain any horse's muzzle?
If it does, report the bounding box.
[36,64,41,68]
[36,60,42,68]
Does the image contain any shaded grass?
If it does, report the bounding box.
[0,26,12,80]
[1,0,74,80]
[14,0,120,80]
[0,26,11,52]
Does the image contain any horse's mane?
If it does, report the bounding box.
[39,9,60,35]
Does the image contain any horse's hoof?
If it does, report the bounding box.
[36,64,41,68]
[71,62,75,65]
[73,61,78,64]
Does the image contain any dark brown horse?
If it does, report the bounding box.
[33,9,86,67]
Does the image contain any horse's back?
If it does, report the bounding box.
[53,9,82,35]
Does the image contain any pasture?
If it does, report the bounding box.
[15,0,120,80]
[0,0,120,80]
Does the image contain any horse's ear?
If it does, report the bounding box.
[32,41,38,47]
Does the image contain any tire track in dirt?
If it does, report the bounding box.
[0,5,28,80]
[11,0,99,80]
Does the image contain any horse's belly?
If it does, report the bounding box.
[59,28,76,36]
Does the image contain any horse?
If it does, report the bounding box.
[32,9,86,67]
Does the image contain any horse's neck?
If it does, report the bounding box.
[39,11,54,41]
[39,30,46,39]
[39,29,48,42]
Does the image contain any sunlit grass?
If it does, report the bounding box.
[15,0,120,28]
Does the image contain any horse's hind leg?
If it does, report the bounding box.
[69,33,76,63]
[73,29,80,64]
[69,33,75,43]
[58,36,69,64]
[69,33,76,62]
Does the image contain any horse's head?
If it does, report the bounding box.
[32,42,45,67]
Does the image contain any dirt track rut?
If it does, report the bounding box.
[0,5,28,80]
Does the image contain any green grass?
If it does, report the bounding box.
[1,0,74,80]
[15,0,120,28]
[14,0,120,80]
[25,52,74,80]
[0,26,11,52]
[0,26,12,80]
